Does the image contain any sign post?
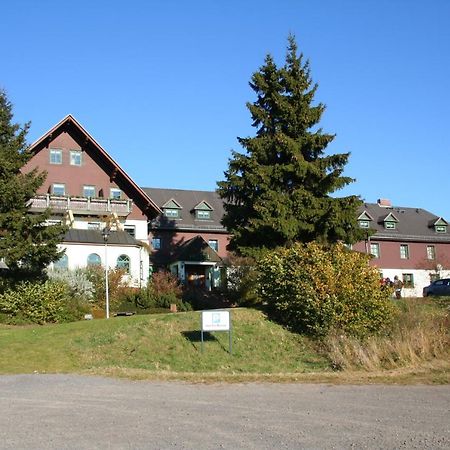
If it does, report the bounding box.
[201,310,232,354]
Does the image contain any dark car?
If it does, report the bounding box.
[423,278,450,297]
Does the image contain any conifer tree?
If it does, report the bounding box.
[218,36,364,255]
[0,90,66,280]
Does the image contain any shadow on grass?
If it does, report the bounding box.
[181,330,229,353]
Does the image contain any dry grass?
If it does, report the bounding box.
[324,298,450,372]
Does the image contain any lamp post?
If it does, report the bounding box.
[102,226,111,319]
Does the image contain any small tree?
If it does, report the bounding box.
[257,242,395,337]
[0,91,66,281]
[218,36,364,255]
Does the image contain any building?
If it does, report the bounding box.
[353,199,450,296]
[24,116,450,296]
[143,187,230,289]
[24,115,161,286]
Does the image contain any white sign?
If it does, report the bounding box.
[202,310,230,331]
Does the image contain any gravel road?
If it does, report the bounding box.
[0,375,449,449]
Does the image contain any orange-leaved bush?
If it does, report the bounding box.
[257,242,395,337]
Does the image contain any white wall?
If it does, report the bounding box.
[380,268,450,297]
[56,242,149,287]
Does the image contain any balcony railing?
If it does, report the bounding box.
[29,195,133,216]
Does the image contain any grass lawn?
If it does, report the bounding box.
[1,307,448,383]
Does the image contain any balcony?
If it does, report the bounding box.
[29,195,133,217]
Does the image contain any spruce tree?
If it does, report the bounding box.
[218,36,364,255]
[0,90,66,280]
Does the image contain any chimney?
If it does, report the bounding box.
[377,198,392,208]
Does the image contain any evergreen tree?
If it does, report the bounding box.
[218,36,365,255]
[0,90,66,280]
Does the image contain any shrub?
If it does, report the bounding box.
[0,280,89,324]
[257,242,395,337]
[224,254,260,306]
[83,266,130,311]
[47,268,94,301]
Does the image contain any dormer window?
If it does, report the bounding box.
[196,210,211,220]
[194,201,213,221]
[433,218,448,234]
[359,220,370,229]
[164,208,180,218]
[382,213,398,230]
[162,199,182,219]
[357,211,373,229]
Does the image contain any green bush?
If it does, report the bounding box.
[257,242,395,337]
[0,280,89,324]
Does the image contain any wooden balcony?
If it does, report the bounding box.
[29,195,133,217]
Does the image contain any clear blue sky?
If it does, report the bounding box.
[2,0,450,219]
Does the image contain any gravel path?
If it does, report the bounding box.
[0,375,449,449]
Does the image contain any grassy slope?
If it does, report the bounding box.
[1,308,448,383]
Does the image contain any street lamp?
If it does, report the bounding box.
[102,226,111,319]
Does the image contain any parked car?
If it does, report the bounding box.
[423,278,450,297]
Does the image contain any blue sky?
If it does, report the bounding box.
[2,0,450,219]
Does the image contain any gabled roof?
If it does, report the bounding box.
[162,199,182,209]
[359,203,450,243]
[172,236,223,264]
[432,217,448,226]
[143,187,226,232]
[28,115,161,219]
[381,212,399,223]
[357,211,373,221]
[194,201,213,211]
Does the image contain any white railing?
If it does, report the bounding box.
[29,195,133,216]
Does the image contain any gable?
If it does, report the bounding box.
[162,199,182,209]
[24,115,160,219]
[194,201,213,211]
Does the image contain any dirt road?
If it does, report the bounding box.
[0,375,449,449]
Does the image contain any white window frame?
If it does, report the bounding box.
[87,222,101,230]
[427,245,436,260]
[124,225,136,237]
[196,210,211,220]
[83,185,96,198]
[49,149,62,165]
[164,208,180,218]
[208,239,219,252]
[52,183,66,196]
[70,150,82,166]
[110,188,122,199]
[400,244,409,260]
[370,242,380,258]
[358,220,370,229]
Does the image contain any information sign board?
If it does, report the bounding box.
[202,310,230,331]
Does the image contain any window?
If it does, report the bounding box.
[152,237,161,249]
[402,273,414,288]
[52,183,66,196]
[87,253,101,266]
[384,221,396,230]
[87,222,101,230]
[427,245,436,260]
[370,243,380,258]
[110,188,122,199]
[400,244,409,259]
[124,225,136,237]
[53,254,68,270]
[164,208,180,218]
[208,239,219,252]
[435,225,447,233]
[116,254,130,273]
[358,220,370,229]
[70,150,82,166]
[196,210,211,220]
[49,149,62,164]
[83,185,96,198]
